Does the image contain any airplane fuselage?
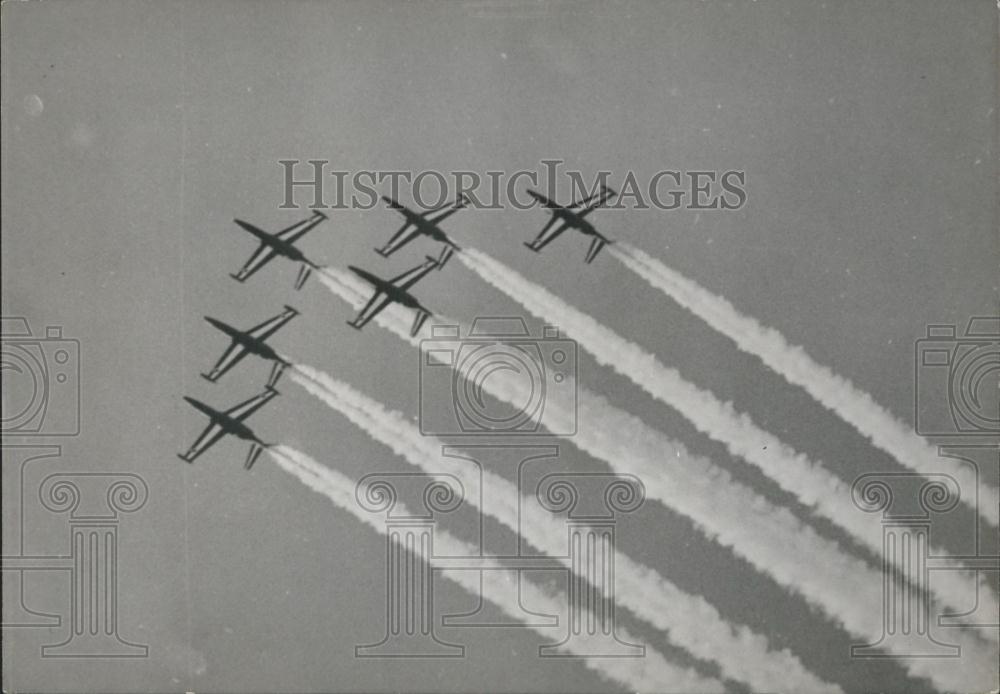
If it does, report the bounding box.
[420,222,454,245]
[241,224,311,264]
[547,208,599,237]
[528,190,607,238]
[184,397,258,442]
[205,318,284,363]
[400,208,423,226]
[267,236,309,263]
[348,267,424,310]
[406,211,456,246]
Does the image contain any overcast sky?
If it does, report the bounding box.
[2,1,997,692]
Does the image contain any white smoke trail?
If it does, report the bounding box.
[314,266,998,691]
[455,248,991,628]
[609,242,999,529]
[287,364,843,694]
[266,444,723,693]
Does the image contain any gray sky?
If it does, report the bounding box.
[2,1,997,692]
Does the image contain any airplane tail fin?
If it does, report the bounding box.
[585,238,606,264]
[294,264,312,290]
[266,361,286,389]
[200,372,219,383]
[431,246,454,269]
[410,310,431,338]
[244,443,264,470]
[346,320,362,331]
[523,241,540,253]
[374,246,390,258]
[177,453,194,464]
[229,273,247,283]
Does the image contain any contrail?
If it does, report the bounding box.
[609,242,999,529]
[314,266,997,691]
[455,248,991,627]
[266,444,723,693]
[286,364,843,694]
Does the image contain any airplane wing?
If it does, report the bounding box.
[382,196,407,211]
[375,222,420,257]
[202,342,251,382]
[390,259,437,291]
[577,189,617,217]
[568,190,605,209]
[231,240,280,282]
[578,199,611,219]
[419,201,452,218]
[348,291,393,331]
[247,306,298,342]
[424,204,464,227]
[526,219,570,252]
[527,189,559,208]
[225,388,280,422]
[275,212,326,245]
[178,421,227,463]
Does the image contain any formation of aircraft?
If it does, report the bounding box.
[230,210,328,289]
[181,185,617,465]
[178,387,278,469]
[524,185,618,263]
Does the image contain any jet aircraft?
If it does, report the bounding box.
[375,194,467,258]
[347,247,452,337]
[178,387,278,470]
[201,305,298,388]
[230,210,328,289]
[524,185,618,263]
